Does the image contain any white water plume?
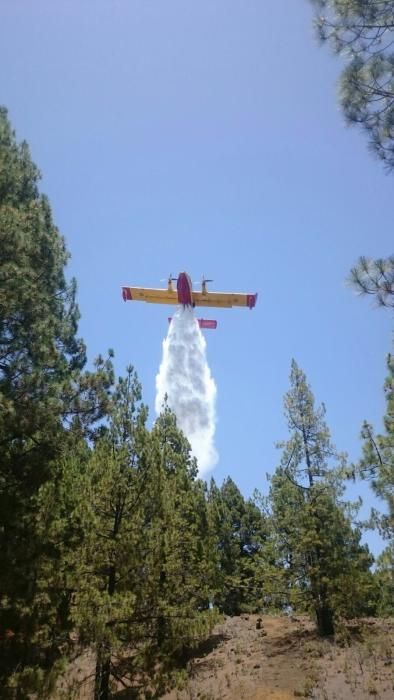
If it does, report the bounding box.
[155,306,218,475]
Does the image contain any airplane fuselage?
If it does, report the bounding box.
[176,271,194,307]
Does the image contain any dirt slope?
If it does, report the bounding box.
[160,615,394,700]
[60,615,393,699]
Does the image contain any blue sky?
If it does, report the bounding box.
[1,1,392,554]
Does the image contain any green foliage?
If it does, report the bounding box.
[348,256,394,308]
[373,542,394,616]
[68,369,149,698]
[309,1,394,169]
[0,107,113,695]
[148,407,218,662]
[356,353,394,538]
[207,477,267,614]
[267,361,376,635]
[61,377,217,698]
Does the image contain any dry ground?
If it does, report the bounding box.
[60,615,393,699]
[160,615,394,700]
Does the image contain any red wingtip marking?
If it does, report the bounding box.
[247,293,257,309]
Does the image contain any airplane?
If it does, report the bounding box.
[122,272,257,329]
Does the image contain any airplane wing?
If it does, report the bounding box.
[192,291,257,309]
[122,287,178,305]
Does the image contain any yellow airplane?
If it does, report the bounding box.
[122,272,258,311]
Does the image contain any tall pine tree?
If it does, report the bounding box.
[0,107,113,695]
[67,368,149,700]
[207,477,267,614]
[63,381,216,699]
[356,352,394,540]
[267,360,375,635]
[148,408,217,667]
[308,1,394,170]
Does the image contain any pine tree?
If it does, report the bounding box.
[373,542,394,616]
[308,1,394,169]
[0,107,113,694]
[66,381,216,698]
[268,360,376,635]
[348,256,394,308]
[357,353,394,538]
[207,477,267,614]
[348,254,393,537]
[66,368,149,700]
[148,408,217,664]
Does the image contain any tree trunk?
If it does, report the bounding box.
[157,568,166,648]
[94,642,111,700]
[315,605,334,636]
[95,564,116,699]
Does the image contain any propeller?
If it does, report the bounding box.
[184,275,213,283]
[201,275,213,293]
[160,273,178,283]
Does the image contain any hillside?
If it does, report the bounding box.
[61,614,393,699]
[162,614,394,700]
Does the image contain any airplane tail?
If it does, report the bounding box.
[198,319,217,329]
[168,317,217,330]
